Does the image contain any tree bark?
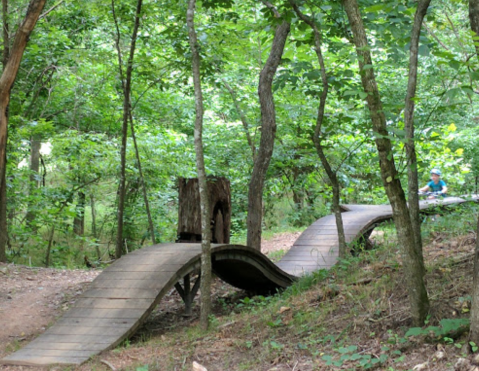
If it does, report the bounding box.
[73,190,85,235]
[25,137,41,226]
[187,0,212,331]
[0,0,7,263]
[90,193,102,260]
[177,177,231,243]
[0,0,47,262]
[290,1,348,258]
[0,178,6,262]
[342,0,429,325]
[404,0,431,264]
[2,0,9,68]
[112,0,143,259]
[247,18,290,251]
[471,210,479,345]
[468,0,479,345]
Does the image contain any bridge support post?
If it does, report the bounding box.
[175,273,201,316]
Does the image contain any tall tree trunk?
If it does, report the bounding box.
[129,111,156,244]
[2,0,9,68]
[342,0,429,325]
[186,0,212,331]
[404,0,431,263]
[112,0,143,259]
[0,0,8,263]
[246,17,290,251]
[0,178,6,262]
[90,193,102,260]
[0,0,47,262]
[468,0,479,345]
[290,1,347,258]
[73,190,85,235]
[25,137,40,226]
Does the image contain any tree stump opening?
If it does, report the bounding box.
[177,177,231,243]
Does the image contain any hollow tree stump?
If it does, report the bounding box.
[177,177,231,243]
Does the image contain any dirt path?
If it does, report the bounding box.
[0,264,100,361]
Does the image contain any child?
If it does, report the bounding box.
[419,169,448,199]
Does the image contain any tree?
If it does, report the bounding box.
[112,0,143,259]
[0,0,47,263]
[290,0,348,258]
[247,2,290,250]
[186,0,212,330]
[404,0,431,261]
[468,0,479,346]
[342,0,429,325]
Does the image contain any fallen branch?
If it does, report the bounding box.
[100,360,116,371]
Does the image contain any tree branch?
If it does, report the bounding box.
[261,0,281,18]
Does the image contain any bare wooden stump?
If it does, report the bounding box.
[177,177,231,243]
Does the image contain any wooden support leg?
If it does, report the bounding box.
[175,273,201,316]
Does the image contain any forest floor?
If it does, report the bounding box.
[0,228,478,371]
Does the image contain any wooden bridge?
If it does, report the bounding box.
[2,196,477,366]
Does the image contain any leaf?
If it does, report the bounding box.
[344,90,360,96]
[405,327,424,337]
[365,4,387,12]
[448,123,457,132]
[386,176,392,183]
[418,44,430,56]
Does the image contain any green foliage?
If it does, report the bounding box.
[3,0,479,269]
[235,295,276,311]
[321,344,394,369]
[405,318,470,342]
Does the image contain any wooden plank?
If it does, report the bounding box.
[80,288,158,299]
[54,317,135,328]
[43,325,127,337]
[303,223,375,231]
[92,270,174,281]
[73,297,153,310]
[23,341,108,352]
[2,355,88,366]
[292,239,357,246]
[89,279,171,290]
[284,251,336,257]
[62,308,145,319]
[22,334,119,344]
[291,243,338,248]
[7,349,95,357]
[111,254,198,266]
[103,263,185,272]
[280,255,336,261]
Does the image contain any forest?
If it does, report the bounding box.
[2,0,479,369]
[0,0,476,266]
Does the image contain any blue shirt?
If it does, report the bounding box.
[427,179,446,193]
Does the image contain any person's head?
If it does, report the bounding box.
[430,168,441,182]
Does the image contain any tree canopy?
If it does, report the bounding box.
[0,0,477,271]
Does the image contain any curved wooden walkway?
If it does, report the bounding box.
[2,196,477,366]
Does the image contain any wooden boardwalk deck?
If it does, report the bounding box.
[2,196,477,366]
